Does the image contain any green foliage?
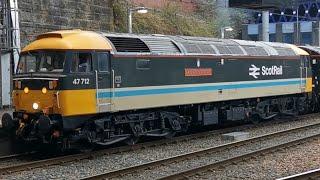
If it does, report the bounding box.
[112,0,128,33]
[133,2,215,37]
[112,0,249,38]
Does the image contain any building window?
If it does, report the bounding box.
[269,34,276,42]
[300,32,312,45]
[283,33,294,44]
[248,35,258,41]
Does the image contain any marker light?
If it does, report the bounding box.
[49,80,58,89]
[42,87,47,94]
[32,103,39,110]
[24,87,29,94]
[15,81,22,89]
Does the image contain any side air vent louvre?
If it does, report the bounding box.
[106,36,150,53]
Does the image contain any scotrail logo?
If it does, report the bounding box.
[249,64,283,79]
[249,64,260,79]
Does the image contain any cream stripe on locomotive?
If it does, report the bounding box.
[97,78,308,112]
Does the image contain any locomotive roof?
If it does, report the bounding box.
[22,30,308,56]
[22,30,113,52]
[299,46,320,55]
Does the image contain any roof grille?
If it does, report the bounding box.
[140,38,181,54]
[198,44,216,54]
[215,45,244,55]
[181,42,202,54]
[215,45,231,54]
[243,46,268,56]
[106,36,150,53]
[273,47,296,56]
[228,46,244,54]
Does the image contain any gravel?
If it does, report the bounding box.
[112,124,320,179]
[1,116,320,179]
[0,158,27,168]
[195,136,320,180]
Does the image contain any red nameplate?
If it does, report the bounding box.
[185,68,213,77]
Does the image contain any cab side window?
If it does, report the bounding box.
[71,53,93,72]
[98,53,109,72]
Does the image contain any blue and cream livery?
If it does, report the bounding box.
[5,30,315,147]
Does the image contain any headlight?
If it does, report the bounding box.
[32,103,39,110]
[24,87,29,94]
[42,87,47,94]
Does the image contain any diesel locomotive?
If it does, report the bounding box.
[2,30,318,148]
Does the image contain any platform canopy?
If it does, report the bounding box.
[229,0,297,10]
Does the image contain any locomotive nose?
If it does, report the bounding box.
[13,84,57,114]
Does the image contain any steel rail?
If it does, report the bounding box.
[0,152,36,162]
[277,168,320,180]
[81,121,320,180]
[0,113,318,176]
[158,133,320,180]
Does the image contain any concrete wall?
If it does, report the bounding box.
[0,53,11,107]
[18,0,114,48]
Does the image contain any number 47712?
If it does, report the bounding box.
[73,78,90,85]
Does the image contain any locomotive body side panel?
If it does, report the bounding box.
[101,55,310,112]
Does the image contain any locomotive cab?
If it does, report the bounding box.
[10,30,113,144]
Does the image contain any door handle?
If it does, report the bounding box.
[98,77,103,81]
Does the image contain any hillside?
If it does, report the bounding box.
[113,0,251,39]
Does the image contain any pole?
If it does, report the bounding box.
[296,7,299,44]
[262,10,269,42]
[221,27,225,38]
[128,8,132,33]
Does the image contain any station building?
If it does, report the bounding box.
[242,0,320,46]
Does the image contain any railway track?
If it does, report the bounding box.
[0,152,36,162]
[277,169,320,180]
[0,113,318,177]
[0,122,254,175]
[81,122,320,180]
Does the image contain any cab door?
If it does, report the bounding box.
[300,56,308,92]
[95,52,112,112]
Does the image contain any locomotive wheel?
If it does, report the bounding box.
[38,115,51,135]
[1,113,13,129]
[250,114,261,125]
